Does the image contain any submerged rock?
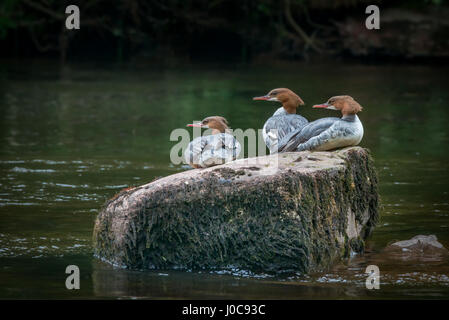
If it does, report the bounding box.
[93,147,379,274]
[384,235,449,259]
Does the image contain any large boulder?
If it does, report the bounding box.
[93,147,379,274]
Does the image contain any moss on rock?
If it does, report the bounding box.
[93,147,379,274]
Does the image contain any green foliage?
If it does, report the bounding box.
[0,0,18,38]
[1,0,448,60]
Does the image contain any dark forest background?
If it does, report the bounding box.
[1,0,448,65]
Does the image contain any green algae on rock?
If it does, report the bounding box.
[93,147,379,274]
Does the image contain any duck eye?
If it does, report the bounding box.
[271,91,278,96]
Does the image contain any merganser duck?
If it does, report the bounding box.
[279,95,364,152]
[184,116,241,168]
[253,88,308,154]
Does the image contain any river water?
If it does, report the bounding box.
[0,61,448,299]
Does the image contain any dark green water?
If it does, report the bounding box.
[1,61,448,299]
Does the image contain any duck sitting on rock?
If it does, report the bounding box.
[253,88,308,154]
[184,116,241,168]
[279,95,364,152]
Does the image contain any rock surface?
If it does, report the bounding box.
[93,147,379,274]
[384,235,449,259]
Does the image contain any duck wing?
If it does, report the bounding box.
[278,117,340,152]
[184,136,208,166]
[217,133,241,160]
[185,134,241,168]
[263,114,308,153]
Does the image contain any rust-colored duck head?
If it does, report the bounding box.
[253,88,305,114]
[313,95,363,116]
[187,116,229,134]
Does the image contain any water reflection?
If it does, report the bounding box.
[92,260,367,299]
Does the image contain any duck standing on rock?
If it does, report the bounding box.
[253,88,308,154]
[279,95,364,152]
[184,116,241,168]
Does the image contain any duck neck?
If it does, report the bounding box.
[211,125,228,135]
[282,100,297,114]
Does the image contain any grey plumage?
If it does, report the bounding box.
[279,114,363,152]
[263,107,308,154]
[184,133,241,168]
[279,117,340,152]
